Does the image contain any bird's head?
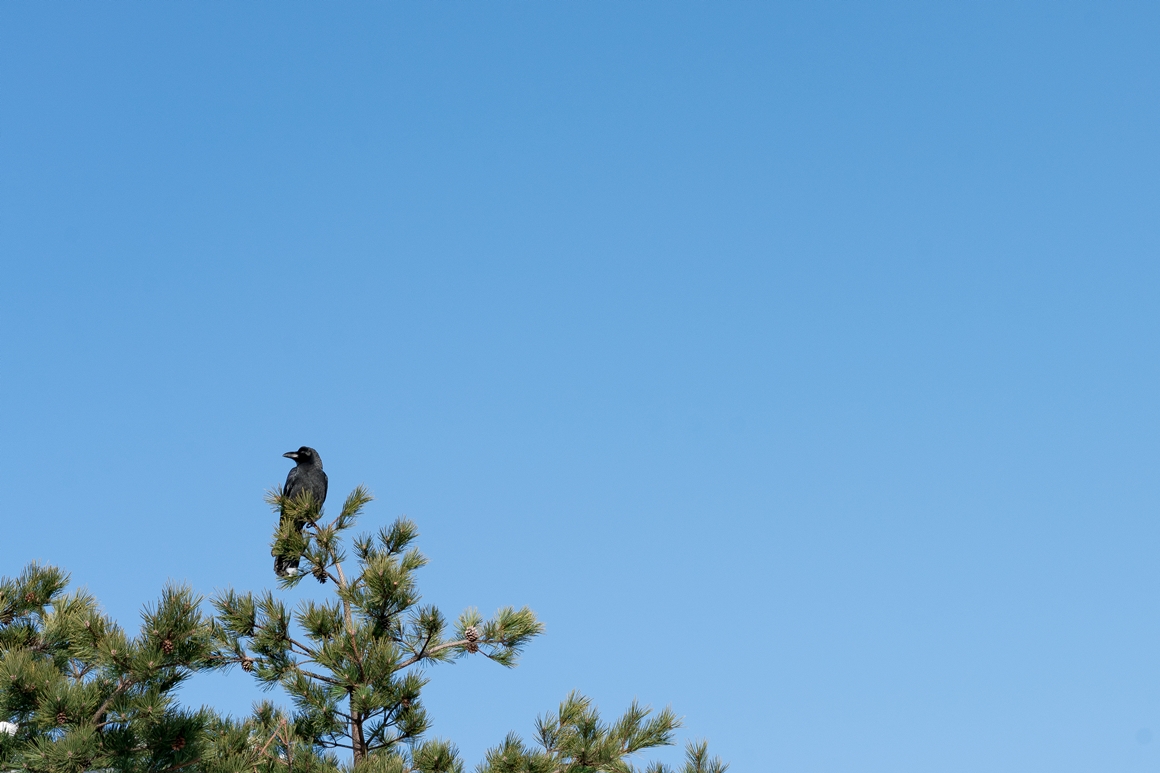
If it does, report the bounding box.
[284,446,322,467]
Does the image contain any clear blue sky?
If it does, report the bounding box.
[2,3,1158,771]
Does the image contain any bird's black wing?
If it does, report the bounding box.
[281,465,304,524]
[284,464,305,500]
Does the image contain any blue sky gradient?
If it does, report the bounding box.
[2,3,1159,771]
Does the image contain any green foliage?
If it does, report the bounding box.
[214,486,544,766]
[0,562,219,772]
[477,692,725,773]
[1,483,727,772]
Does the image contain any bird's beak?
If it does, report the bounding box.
[283,451,299,460]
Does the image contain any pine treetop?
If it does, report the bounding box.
[1,480,727,773]
[213,485,543,768]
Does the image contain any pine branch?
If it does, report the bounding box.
[296,667,343,687]
[88,676,132,726]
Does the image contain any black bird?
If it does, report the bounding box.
[274,446,328,577]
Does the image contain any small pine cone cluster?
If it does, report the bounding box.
[241,657,255,672]
[171,735,186,751]
[24,592,35,604]
[464,626,479,653]
[55,711,67,726]
[400,698,412,710]
[313,566,327,583]
[161,639,174,655]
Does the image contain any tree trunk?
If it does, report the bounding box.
[351,699,366,764]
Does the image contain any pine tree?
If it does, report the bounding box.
[1,481,728,773]
[212,485,544,771]
[478,692,727,773]
[0,563,218,773]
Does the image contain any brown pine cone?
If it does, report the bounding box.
[464,625,479,653]
[56,711,67,726]
[161,639,174,655]
[172,735,186,751]
[241,657,255,672]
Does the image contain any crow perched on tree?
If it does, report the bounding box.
[274,446,328,578]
